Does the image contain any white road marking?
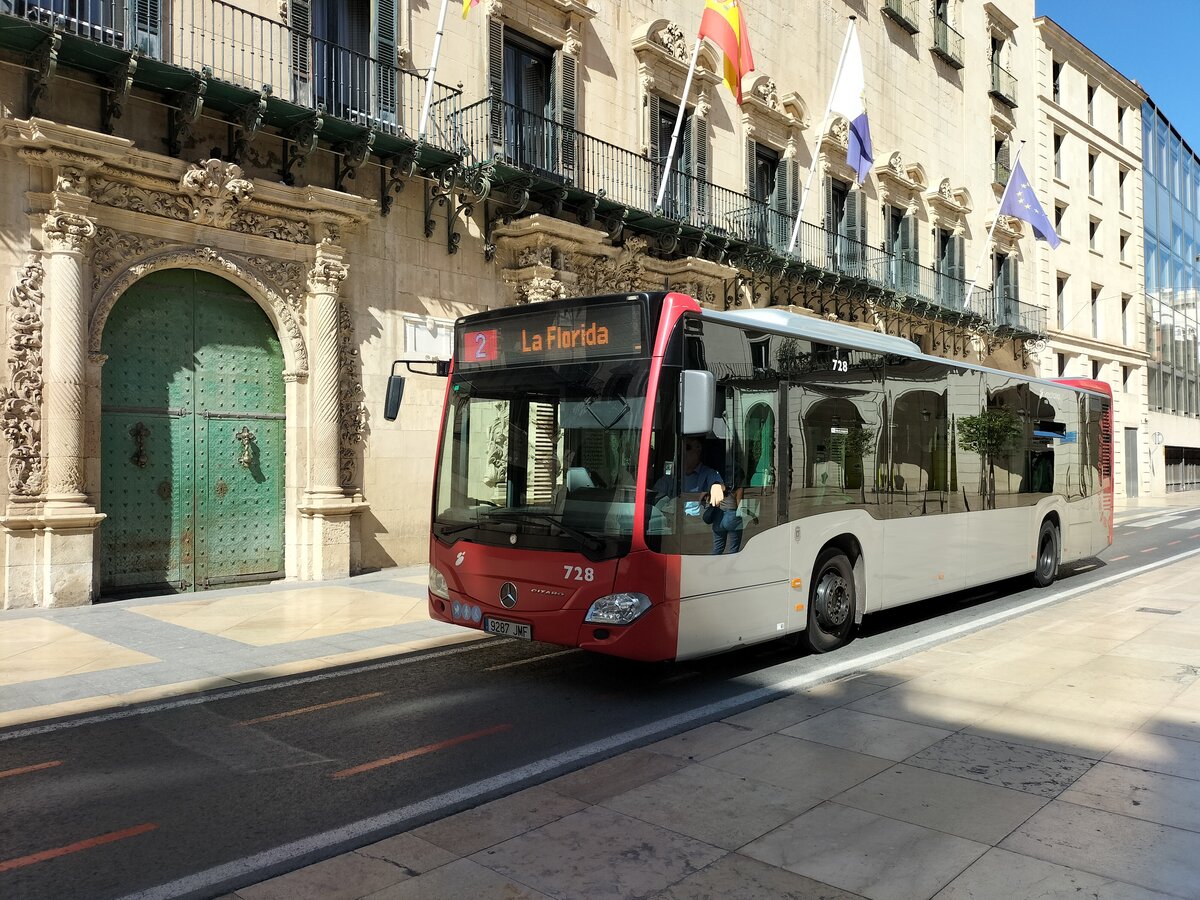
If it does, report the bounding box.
[118,545,1200,900]
[1124,515,1184,528]
[1171,517,1200,531]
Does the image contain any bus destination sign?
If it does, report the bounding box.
[457,301,645,368]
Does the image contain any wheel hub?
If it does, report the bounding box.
[815,572,851,628]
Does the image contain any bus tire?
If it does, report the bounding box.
[1033,519,1060,588]
[805,549,856,653]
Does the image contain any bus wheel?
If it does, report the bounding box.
[1033,520,1060,588]
[806,549,856,653]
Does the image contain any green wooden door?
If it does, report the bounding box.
[101,270,285,594]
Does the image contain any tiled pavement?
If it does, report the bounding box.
[222,545,1200,900]
[3,499,1200,899]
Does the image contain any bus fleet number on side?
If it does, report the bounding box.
[564,566,595,582]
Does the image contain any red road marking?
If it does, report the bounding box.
[1193,534,1200,539]
[0,760,62,780]
[1109,554,1129,561]
[0,823,158,873]
[236,691,386,726]
[1141,547,1157,553]
[331,724,512,780]
[1169,540,1182,546]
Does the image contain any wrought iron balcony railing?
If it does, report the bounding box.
[931,18,964,69]
[882,0,920,35]
[2,0,462,145]
[990,62,1018,108]
[455,97,1046,336]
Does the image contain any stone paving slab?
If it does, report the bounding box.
[223,549,1200,900]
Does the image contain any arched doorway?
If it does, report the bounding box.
[100,270,285,595]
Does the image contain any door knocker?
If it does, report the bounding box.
[235,426,257,469]
[129,422,149,468]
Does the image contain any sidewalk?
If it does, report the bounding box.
[220,533,1200,900]
[0,565,478,730]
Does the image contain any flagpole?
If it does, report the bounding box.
[963,140,1024,309]
[655,36,703,214]
[417,0,453,144]
[787,16,856,255]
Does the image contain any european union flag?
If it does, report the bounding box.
[998,159,1061,249]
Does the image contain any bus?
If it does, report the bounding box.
[386,291,1113,661]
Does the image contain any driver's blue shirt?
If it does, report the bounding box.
[655,463,722,516]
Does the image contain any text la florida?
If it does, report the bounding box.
[521,322,610,352]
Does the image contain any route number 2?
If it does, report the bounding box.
[463,328,498,362]
[563,565,595,582]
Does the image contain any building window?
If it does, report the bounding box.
[1051,58,1063,103]
[993,252,1018,323]
[1092,359,1103,380]
[1120,230,1130,263]
[1053,131,1064,180]
[1054,202,1066,236]
[1117,105,1126,143]
[994,136,1011,184]
[1122,293,1131,344]
[1057,353,1068,377]
[825,178,868,275]
[1087,82,1096,125]
[1089,217,1100,251]
[1118,166,1128,211]
[936,227,965,307]
[1088,150,1098,195]
[1122,365,1133,392]
[1056,275,1067,330]
[1091,285,1101,338]
[885,205,919,293]
[748,141,780,245]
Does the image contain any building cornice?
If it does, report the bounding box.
[1035,17,1147,106]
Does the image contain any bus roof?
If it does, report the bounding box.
[702,307,922,356]
[698,305,1110,400]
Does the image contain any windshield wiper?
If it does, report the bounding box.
[437,509,605,551]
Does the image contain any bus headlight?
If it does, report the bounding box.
[428,566,450,599]
[584,593,651,626]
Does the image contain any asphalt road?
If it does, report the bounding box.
[2,507,1200,900]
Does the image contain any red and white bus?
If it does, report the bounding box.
[387,291,1112,661]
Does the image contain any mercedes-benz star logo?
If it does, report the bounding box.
[499,582,518,609]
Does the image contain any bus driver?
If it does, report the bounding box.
[653,437,723,519]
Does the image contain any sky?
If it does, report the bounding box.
[1036,0,1200,145]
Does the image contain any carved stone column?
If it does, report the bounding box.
[1,170,106,607]
[307,242,347,497]
[42,178,96,505]
[298,240,364,580]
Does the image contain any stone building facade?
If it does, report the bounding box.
[0,0,1055,607]
[1031,17,1147,499]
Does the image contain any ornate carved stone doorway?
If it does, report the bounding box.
[99,270,285,595]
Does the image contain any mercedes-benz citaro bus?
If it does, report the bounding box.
[384,291,1112,662]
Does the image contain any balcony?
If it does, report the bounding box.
[931,18,964,69]
[455,97,1046,338]
[882,0,920,35]
[990,63,1018,108]
[0,0,462,166]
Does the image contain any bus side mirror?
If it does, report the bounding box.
[384,374,405,421]
[680,369,715,435]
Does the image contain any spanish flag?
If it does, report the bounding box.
[698,0,755,104]
[462,0,480,17]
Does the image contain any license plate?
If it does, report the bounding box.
[484,617,531,641]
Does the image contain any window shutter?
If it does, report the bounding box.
[746,139,757,197]
[289,0,311,106]
[854,189,868,245]
[770,157,790,250]
[824,175,836,265]
[556,51,577,175]
[949,233,965,306]
[691,112,708,224]
[375,0,398,125]
[844,187,862,273]
[648,94,661,209]
[134,0,162,58]
[996,137,1011,183]
[904,215,919,293]
[1006,254,1019,303]
[488,18,505,152]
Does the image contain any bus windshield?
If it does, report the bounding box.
[433,358,649,558]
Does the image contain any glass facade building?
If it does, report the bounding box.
[1144,101,1200,420]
